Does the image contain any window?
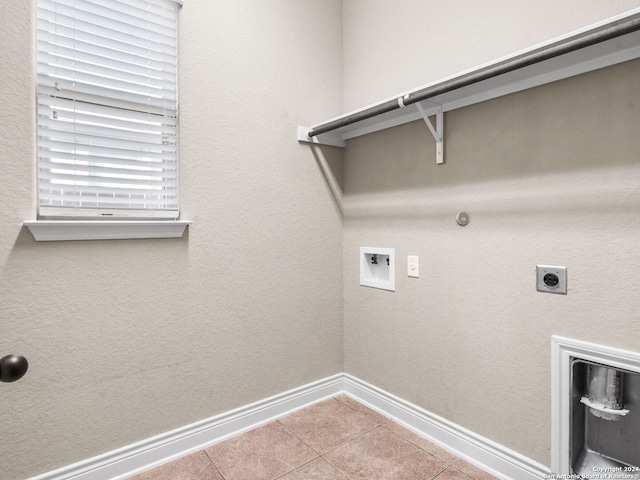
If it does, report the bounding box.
[35,0,181,220]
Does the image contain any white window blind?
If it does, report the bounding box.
[36,0,180,219]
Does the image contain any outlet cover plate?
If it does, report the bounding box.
[536,265,567,294]
[407,255,419,278]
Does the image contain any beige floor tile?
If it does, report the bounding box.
[434,467,474,479]
[276,457,348,479]
[278,398,379,453]
[205,421,317,480]
[334,394,389,425]
[127,450,223,480]
[452,459,500,480]
[324,426,447,480]
[124,398,502,480]
[384,421,459,464]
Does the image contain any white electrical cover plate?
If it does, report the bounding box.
[536,265,567,294]
[407,255,419,278]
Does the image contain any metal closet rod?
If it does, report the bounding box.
[307,16,640,138]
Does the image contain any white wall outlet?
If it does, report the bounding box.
[360,247,395,291]
[536,265,567,294]
[407,255,419,278]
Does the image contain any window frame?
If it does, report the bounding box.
[27,0,188,241]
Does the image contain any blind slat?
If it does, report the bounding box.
[37,29,176,67]
[39,193,179,208]
[37,75,176,109]
[97,0,179,21]
[37,85,175,118]
[39,0,177,34]
[38,206,179,219]
[38,138,176,160]
[40,185,178,197]
[40,0,179,23]
[37,11,177,52]
[38,96,177,133]
[37,109,178,139]
[39,67,176,100]
[38,145,177,166]
[39,170,178,187]
[39,152,178,170]
[38,41,176,78]
[38,126,176,152]
[38,147,178,166]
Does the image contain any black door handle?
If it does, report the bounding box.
[0,354,28,383]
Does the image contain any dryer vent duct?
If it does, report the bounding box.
[580,365,630,421]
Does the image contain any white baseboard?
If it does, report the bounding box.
[342,374,551,480]
[28,374,344,480]
[28,372,551,480]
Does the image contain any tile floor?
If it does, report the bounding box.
[127,395,499,480]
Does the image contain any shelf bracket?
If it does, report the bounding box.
[415,102,444,164]
[297,126,345,148]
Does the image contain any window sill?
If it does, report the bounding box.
[23,220,191,242]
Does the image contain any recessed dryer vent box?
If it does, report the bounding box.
[360,247,395,291]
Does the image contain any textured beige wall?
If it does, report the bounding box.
[4,2,639,477]
[343,0,640,110]
[343,58,640,465]
[0,1,343,479]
